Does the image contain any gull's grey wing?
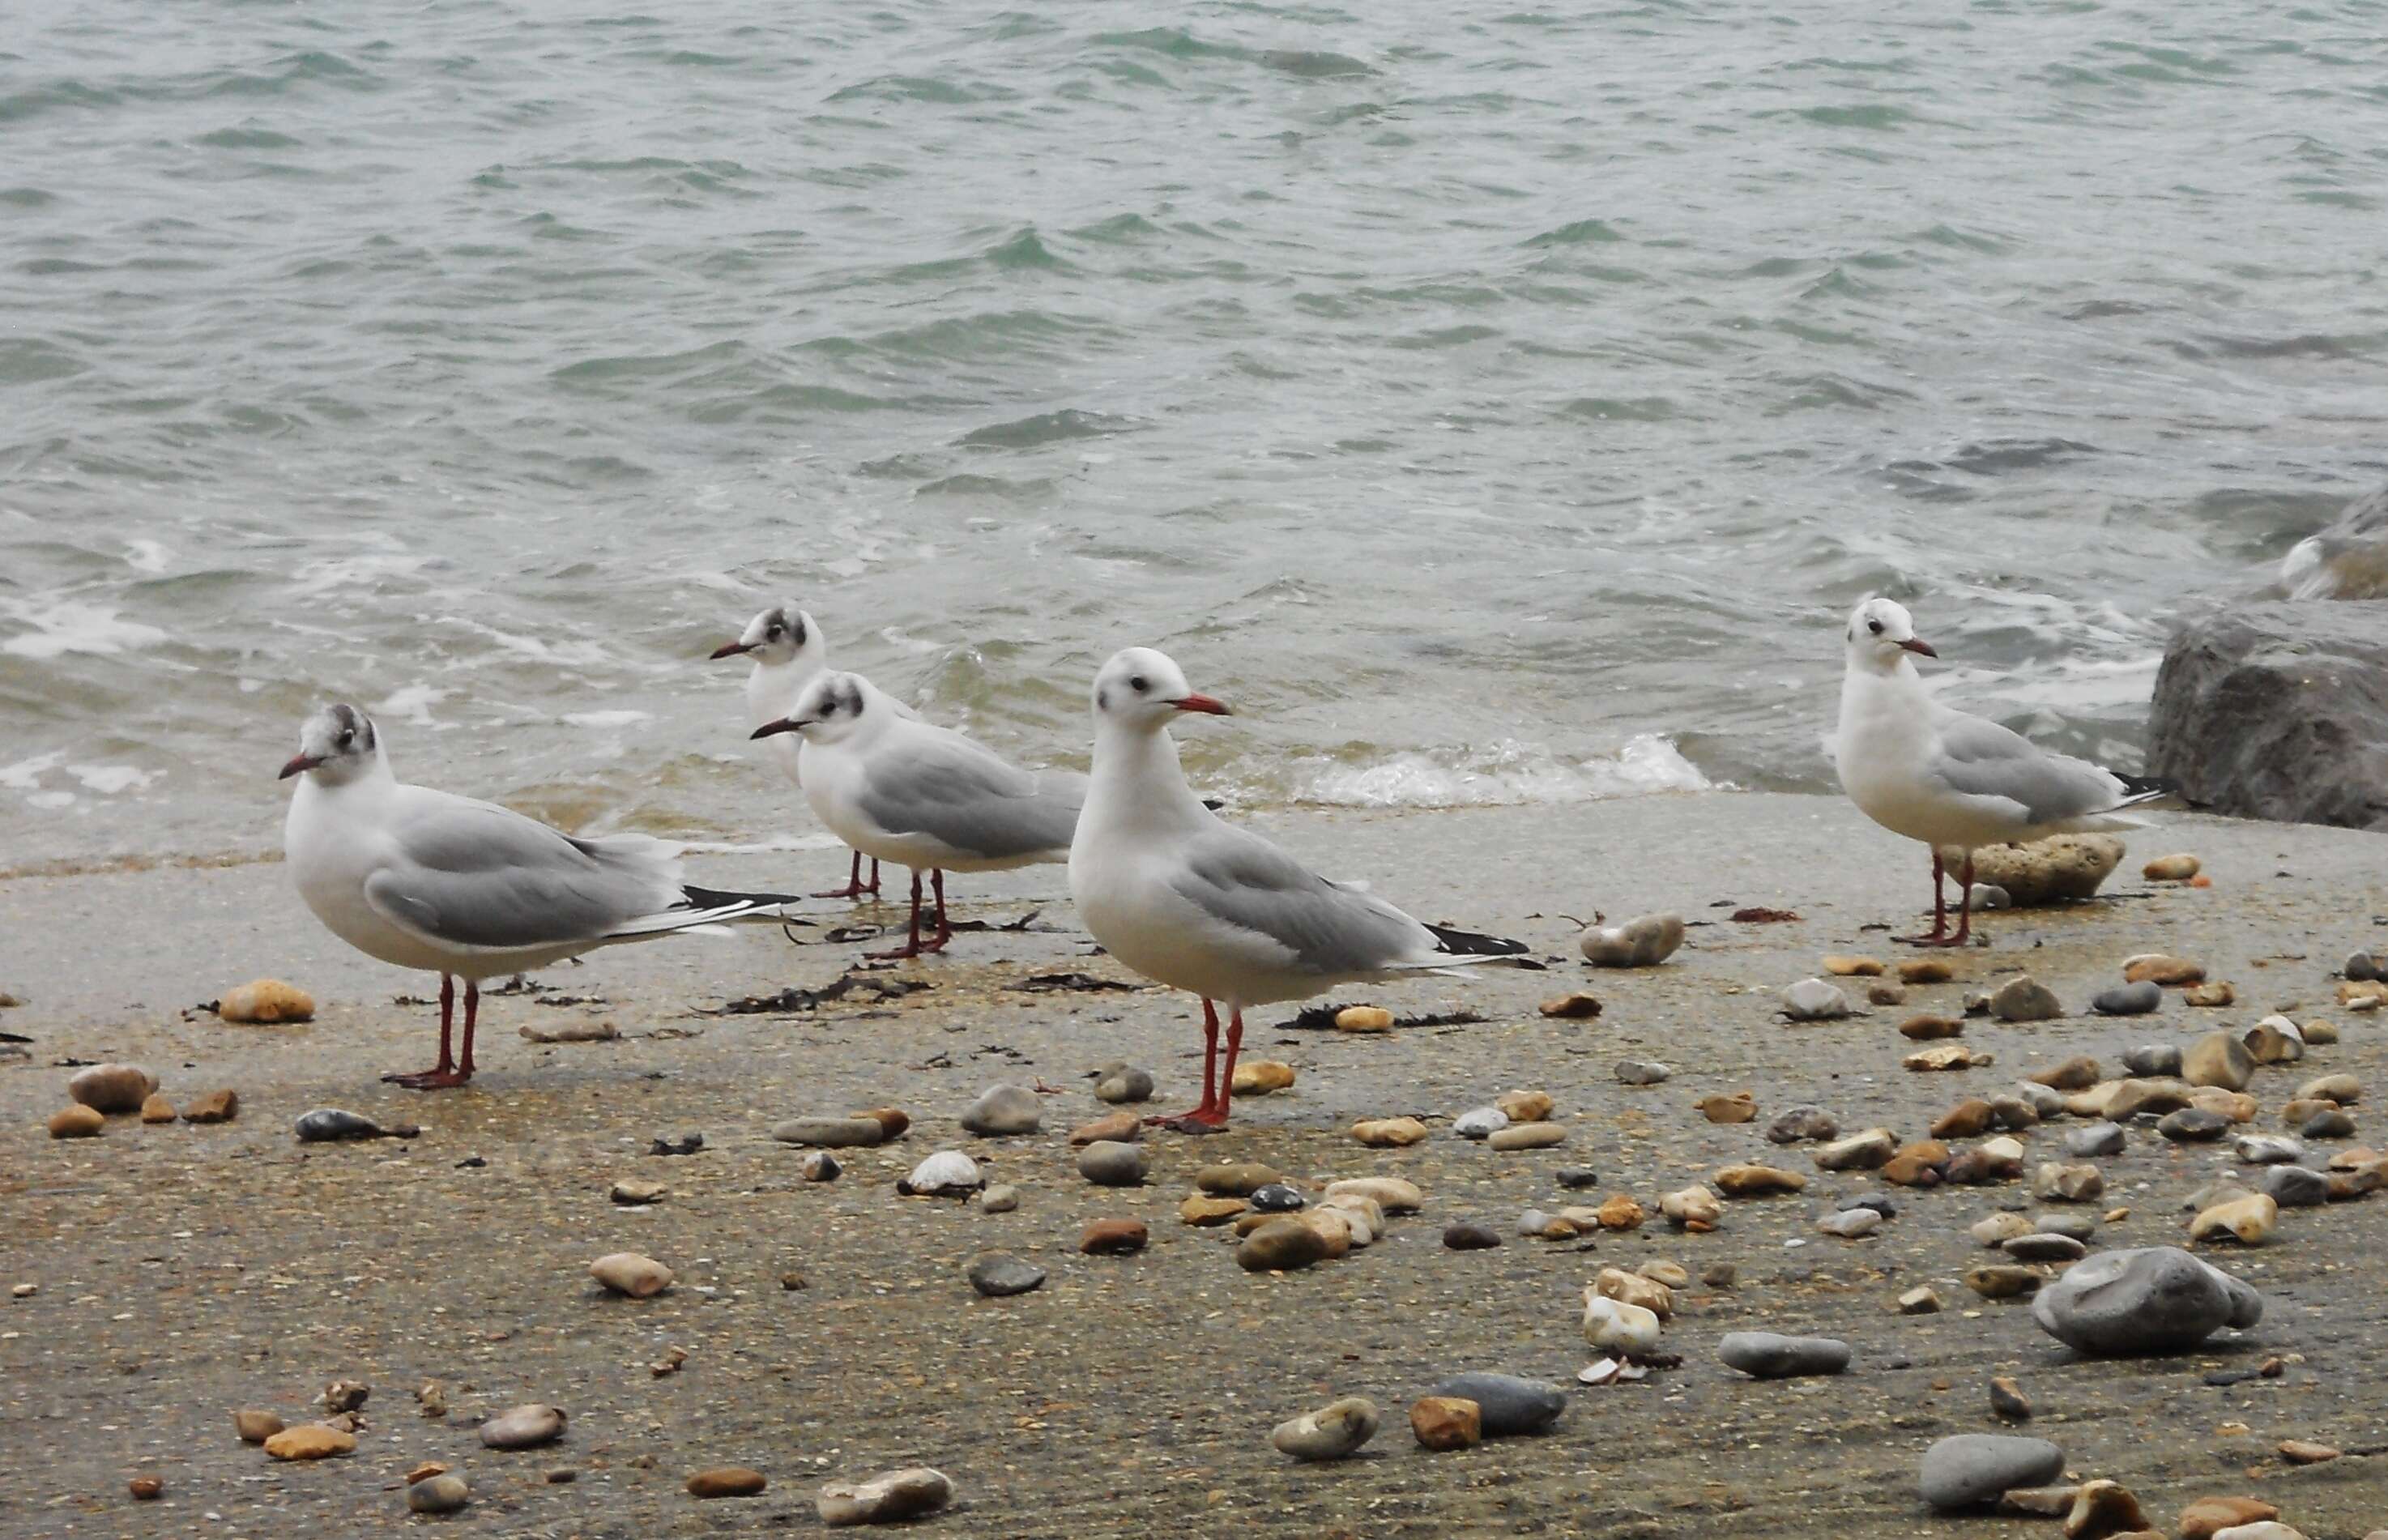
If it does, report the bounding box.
[1928,710,2128,825]
[1167,822,1429,975]
[857,736,1081,861]
[363,789,683,951]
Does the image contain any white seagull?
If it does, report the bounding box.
[751,672,1084,958]
[281,704,796,1087]
[1068,646,1532,1130]
[710,601,918,901]
[1834,597,2168,947]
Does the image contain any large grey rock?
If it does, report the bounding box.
[1917,1434,2066,1512]
[2030,1245,2262,1355]
[2147,599,2388,830]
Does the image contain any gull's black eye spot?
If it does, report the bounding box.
[1866,619,1884,635]
[819,702,836,717]
[1128,675,1149,693]
[765,624,782,639]
[336,729,354,748]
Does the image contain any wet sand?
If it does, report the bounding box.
[3,792,2386,1538]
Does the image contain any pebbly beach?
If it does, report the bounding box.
[5,791,2386,1537]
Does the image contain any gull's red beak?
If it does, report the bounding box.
[750,717,800,739]
[1899,638,1938,659]
[278,753,323,781]
[1171,693,1230,716]
[710,641,753,659]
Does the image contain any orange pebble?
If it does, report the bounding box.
[2190,874,2213,889]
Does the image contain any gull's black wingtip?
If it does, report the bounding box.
[680,883,803,911]
[2112,771,2210,812]
[1425,922,1532,958]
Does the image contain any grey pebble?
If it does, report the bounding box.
[1092,1064,1156,1104]
[407,1474,470,1514]
[770,1116,884,1148]
[966,1256,1047,1299]
[2157,1108,2230,1142]
[959,1085,1043,1137]
[1766,1105,1839,1145]
[1422,1373,1566,1435]
[2260,1166,2328,1208]
[2063,1123,2125,1158]
[1717,1333,1850,1379]
[1076,1141,1148,1187]
[2092,980,2163,1016]
[1917,1434,2065,1512]
[2300,1109,2356,1140]
[2121,1043,2183,1077]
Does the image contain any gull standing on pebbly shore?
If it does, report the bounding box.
[280,704,798,1087]
[752,671,1084,958]
[1833,598,2168,947]
[710,601,920,900]
[1069,647,1533,1131]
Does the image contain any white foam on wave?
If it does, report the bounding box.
[0,600,170,659]
[447,617,614,668]
[124,539,171,574]
[377,683,447,725]
[677,831,846,855]
[1284,733,1716,808]
[288,541,427,599]
[0,750,66,791]
[563,709,653,729]
[69,763,159,795]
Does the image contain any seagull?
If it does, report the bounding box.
[1068,646,1533,1130]
[280,703,798,1087]
[751,672,1083,959]
[1834,597,2168,947]
[710,601,919,901]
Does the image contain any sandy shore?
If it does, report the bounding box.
[4,791,2386,1538]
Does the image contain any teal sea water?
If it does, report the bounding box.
[2,0,2383,865]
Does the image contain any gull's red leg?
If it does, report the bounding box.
[865,871,929,959]
[457,982,479,1081]
[1947,855,1976,945]
[918,868,952,954]
[385,974,472,1089]
[814,850,872,901]
[1151,999,1224,1130]
[1908,854,1976,949]
[1897,851,1951,945]
[1209,1007,1246,1128]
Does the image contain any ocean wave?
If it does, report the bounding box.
[1269,735,1716,809]
[0,600,169,659]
